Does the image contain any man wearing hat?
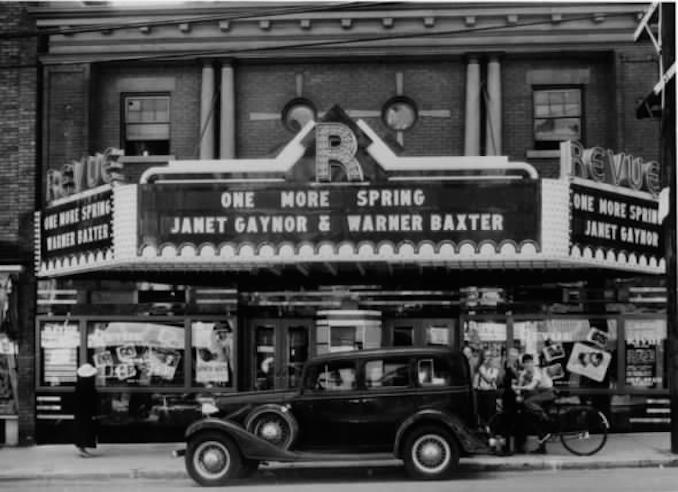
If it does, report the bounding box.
[74,363,99,457]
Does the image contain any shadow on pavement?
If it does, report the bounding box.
[228,465,493,486]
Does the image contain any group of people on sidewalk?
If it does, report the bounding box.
[467,346,556,455]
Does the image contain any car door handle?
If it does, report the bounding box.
[348,398,364,404]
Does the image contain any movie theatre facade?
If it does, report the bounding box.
[35,110,667,442]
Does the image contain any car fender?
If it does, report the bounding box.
[244,403,299,449]
[185,417,299,462]
[393,409,490,456]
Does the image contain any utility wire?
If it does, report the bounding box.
[0,2,394,39]
[55,11,640,64]
[0,10,640,69]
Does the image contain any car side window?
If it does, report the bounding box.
[364,357,410,389]
[304,360,357,392]
[417,357,453,386]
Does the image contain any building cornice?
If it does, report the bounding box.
[29,2,650,63]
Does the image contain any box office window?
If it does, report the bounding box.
[40,322,80,387]
[123,94,170,156]
[330,326,360,352]
[533,87,582,149]
[192,321,234,389]
[625,319,667,390]
[87,321,184,387]
[513,319,617,390]
[393,326,414,346]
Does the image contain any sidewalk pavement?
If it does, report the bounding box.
[0,433,675,482]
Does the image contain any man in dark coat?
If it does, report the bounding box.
[498,348,520,455]
[74,363,99,457]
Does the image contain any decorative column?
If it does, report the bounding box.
[199,60,216,159]
[464,56,481,156]
[220,61,236,159]
[485,55,502,156]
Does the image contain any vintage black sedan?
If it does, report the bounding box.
[179,347,488,485]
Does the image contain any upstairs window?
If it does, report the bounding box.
[533,88,582,150]
[123,94,170,156]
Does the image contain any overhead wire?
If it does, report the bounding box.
[0,9,641,69]
[0,1,389,39]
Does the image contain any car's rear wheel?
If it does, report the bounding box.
[185,431,243,486]
[403,425,460,480]
[245,407,298,449]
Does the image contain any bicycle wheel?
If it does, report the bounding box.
[559,406,609,456]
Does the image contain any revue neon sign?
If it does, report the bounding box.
[46,148,124,203]
[563,140,661,197]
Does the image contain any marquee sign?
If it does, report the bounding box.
[138,181,540,252]
[570,183,662,259]
[561,140,661,197]
[562,140,664,265]
[34,108,665,276]
[40,187,114,264]
[46,148,124,204]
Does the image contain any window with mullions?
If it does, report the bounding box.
[533,88,582,150]
[123,94,170,156]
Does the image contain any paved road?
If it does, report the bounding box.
[1,466,677,492]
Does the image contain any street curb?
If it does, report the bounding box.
[0,457,677,482]
[459,458,678,472]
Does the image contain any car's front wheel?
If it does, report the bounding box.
[403,425,460,480]
[185,431,243,486]
[245,406,298,449]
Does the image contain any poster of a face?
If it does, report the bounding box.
[542,343,565,362]
[566,342,611,382]
[149,348,180,380]
[587,328,610,349]
[194,322,233,385]
[93,350,114,368]
[544,363,565,380]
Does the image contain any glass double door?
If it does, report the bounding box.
[250,318,312,391]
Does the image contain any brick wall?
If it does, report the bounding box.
[235,60,465,158]
[504,48,660,178]
[45,65,90,170]
[503,53,616,177]
[90,62,201,160]
[0,3,37,445]
[615,44,662,162]
[0,4,37,247]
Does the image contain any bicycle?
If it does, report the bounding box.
[486,391,610,456]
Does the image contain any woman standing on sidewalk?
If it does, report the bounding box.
[475,350,499,424]
[73,363,99,457]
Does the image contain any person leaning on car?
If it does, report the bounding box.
[512,353,555,454]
